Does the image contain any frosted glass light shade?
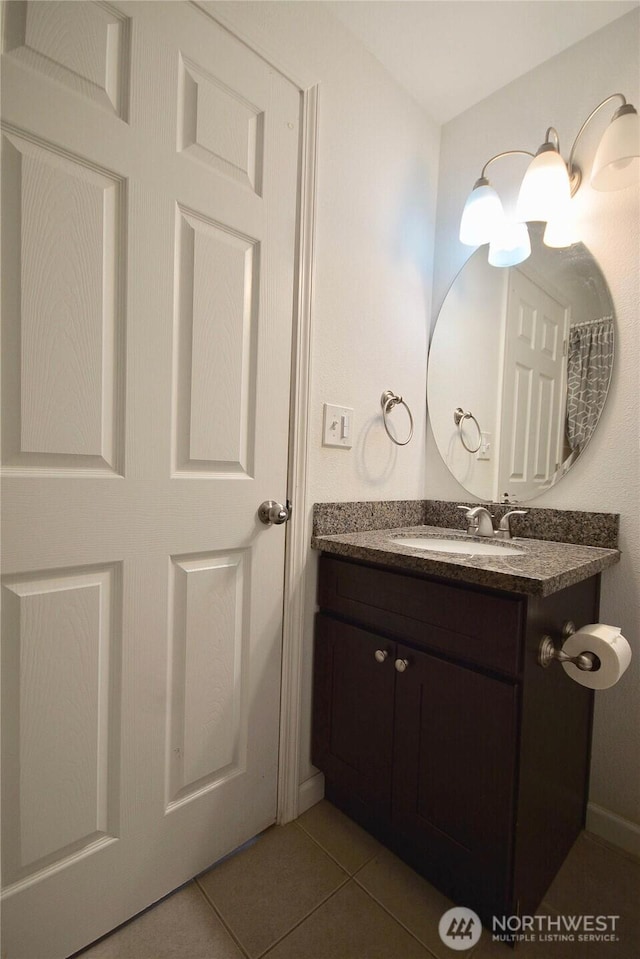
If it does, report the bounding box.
[516,147,571,223]
[544,208,578,248]
[488,221,531,268]
[459,178,504,246]
[591,107,640,191]
[543,198,578,248]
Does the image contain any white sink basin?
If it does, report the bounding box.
[391,536,524,557]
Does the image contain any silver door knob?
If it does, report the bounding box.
[374,649,388,663]
[258,500,290,526]
[394,658,410,673]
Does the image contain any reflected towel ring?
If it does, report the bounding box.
[381,391,414,446]
[454,407,482,453]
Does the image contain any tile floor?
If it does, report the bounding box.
[78,800,640,959]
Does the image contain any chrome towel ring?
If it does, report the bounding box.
[381,391,414,446]
[454,407,482,453]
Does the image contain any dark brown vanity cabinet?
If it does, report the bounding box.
[312,555,599,926]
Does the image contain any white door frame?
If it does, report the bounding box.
[278,83,319,825]
[192,2,320,825]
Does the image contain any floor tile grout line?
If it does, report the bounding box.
[294,819,456,956]
[351,874,471,959]
[193,879,253,959]
[192,821,354,959]
[293,819,476,957]
[354,877,456,959]
[255,873,353,959]
[195,845,352,959]
[193,813,482,958]
[293,819,381,876]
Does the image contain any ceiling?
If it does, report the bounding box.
[327,1,639,124]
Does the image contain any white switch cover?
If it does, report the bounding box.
[477,432,492,460]
[323,404,353,448]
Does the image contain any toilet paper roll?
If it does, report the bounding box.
[562,624,632,689]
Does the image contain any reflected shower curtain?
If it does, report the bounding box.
[566,317,614,451]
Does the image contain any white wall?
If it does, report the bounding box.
[205,2,440,796]
[430,10,640,847]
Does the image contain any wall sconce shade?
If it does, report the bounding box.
[460,93,639,266]
[516,143,571,223]
[488,221,531,268]
[543,206,577,248]
[591,104,640,191]
[459,177,504,246]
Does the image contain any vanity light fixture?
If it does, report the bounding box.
[488,220,531,267]
[459,149,532,253]
[516,129,572,223]
[458,177,505,246]
[459,93,640,265]
[543,204,578,249]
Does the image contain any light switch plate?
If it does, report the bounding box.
[323,403,353,448]
[477,432,491,460]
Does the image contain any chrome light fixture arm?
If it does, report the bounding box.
[479,149,535,180]
[544,127,561,151]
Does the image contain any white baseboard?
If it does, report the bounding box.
[297,772,324,816]
[586,802,640,859]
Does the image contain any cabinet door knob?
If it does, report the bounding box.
[394,658,410,673]
[374,649,388,663]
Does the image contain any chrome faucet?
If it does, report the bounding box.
[457,505,495,537]
[495,509,528,540]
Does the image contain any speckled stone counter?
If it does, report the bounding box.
[312,500,619,549]
[311,524,620,597]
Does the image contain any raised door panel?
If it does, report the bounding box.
[312,615,395,836]
[0,130,125,475]
[532,373,557,481]
[392,645,518,922]
[172,205,258,477]
[177,54,263,193]
[3,1,131,118]
[166,551,247,810]
[1,564,122,889]
[506,363,533,482]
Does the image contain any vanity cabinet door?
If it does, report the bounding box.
[312,614,395,837]
[391,644,519,922]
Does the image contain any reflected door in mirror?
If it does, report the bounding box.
[498,270,569,496]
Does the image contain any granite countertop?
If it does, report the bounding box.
[311,525,620,596]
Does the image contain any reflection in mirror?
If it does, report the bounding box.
[427,224,615,503]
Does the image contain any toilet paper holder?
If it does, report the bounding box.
[538,621,601,672]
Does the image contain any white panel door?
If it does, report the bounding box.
[0,3,300,956]
[497,268,569,496]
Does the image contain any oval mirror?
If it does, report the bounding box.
[427,224,614,502]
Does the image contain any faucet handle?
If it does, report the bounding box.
[498,509,528,528]
[466,506,494,517]
[496,509,528,539]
